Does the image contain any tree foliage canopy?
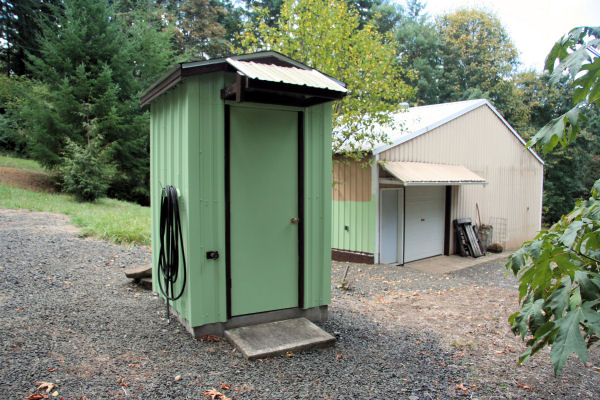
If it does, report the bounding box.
[237,0,414,157]
[26,0,173,203]
[506,25,600,375]
[436,9,519,101]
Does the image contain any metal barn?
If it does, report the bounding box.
[332,99,544,265]
[141,51,346,336]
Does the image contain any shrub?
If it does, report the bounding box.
[60,138,115,202]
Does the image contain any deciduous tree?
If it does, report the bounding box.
[238,0,414,157]
[436,8,519,103]
[506,26,600,375]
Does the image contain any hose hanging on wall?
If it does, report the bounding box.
[158,185,187,322]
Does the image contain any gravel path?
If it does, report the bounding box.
[1,209,598,399]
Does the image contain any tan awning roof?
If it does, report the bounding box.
[381,162,486,186]
[226,58,348,93]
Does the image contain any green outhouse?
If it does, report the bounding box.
[141,51,347,337]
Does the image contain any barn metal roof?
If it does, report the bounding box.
[381,161,487,186]
[226,58,347,93]
[373,99,543,164]
[335,99,543,165]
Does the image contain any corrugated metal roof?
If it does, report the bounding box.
[226,58,347,93]
[382,161,486,186]
[333,99,543,165]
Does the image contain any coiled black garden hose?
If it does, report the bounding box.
[158,185,187,322]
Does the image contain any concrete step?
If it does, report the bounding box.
[224,317,335,360]
[124,263,152,279]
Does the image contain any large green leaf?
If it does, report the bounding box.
[511,294,546,338]
[581,301,600,334]
[575,270,600,301]
[518,321,556,365]
[528,105,581,154]
[506,245,528,275]
[546,278,571,317]
[550,308,587,375]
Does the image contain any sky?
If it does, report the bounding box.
[401,0,600,71]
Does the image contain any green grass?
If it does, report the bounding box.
[0,154,47,172]
[0,182,151,245]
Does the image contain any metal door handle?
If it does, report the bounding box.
[290,217,299,224]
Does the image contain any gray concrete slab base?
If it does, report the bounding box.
[224,317,335,360]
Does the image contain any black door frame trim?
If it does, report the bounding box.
[225,105,305,319]
[297,111,305,309]
[225,105,232,318]
[444,185,451,256]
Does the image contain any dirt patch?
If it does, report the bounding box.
[0,208,81,234]
[0,166,55,192]
[336,283,600,399]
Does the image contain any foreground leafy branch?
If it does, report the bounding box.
[507,25,600,375]
[506,179,600,375]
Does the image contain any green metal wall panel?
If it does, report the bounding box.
[150,84,190,321]
[331,196,376,254]
[185,74,228,327]
[303,104,332,308]
[151,73,228,328]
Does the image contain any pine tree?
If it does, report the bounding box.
[27,0,172,203]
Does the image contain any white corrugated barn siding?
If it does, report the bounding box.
[380,105,543,251]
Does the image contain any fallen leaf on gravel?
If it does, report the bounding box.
[47,368,56,372]
[455,384,468,392]
[336,354,342,359]
[220,383,231,390]
[285,351,294,358]
[174,375,182,381]
[204,389,231,400]
[26,394,48,400]
[517,382,534,390]
[118,377,128,387]
[199,335,221,342]
[36,382,55,393]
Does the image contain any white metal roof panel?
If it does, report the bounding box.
[333,99,543,165]
[226,58,347,93]
[382,161,486,186]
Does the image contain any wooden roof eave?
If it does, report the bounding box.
[220,74,346,107]
[140,63,241,108]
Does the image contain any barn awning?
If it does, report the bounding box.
[381,161,486,186]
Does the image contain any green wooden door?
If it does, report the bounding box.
[229,106,299,316]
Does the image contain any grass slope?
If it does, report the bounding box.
[0,154,47,172]
[0,156,150,245]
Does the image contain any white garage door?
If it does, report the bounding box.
[404,186,445,263]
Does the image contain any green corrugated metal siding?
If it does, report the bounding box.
[303,103,332,308]
[331,196,376,254]
[151,82,190,320]
[151,73,229,327]
[185,74,228,326]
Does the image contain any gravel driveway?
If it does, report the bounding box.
[1,208,598,399]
